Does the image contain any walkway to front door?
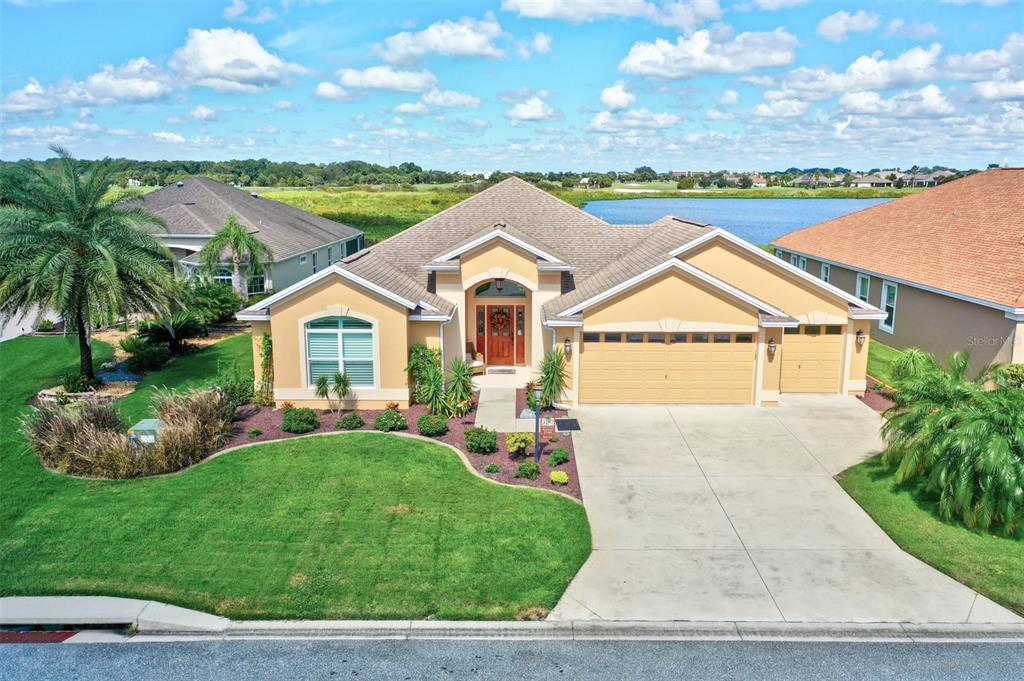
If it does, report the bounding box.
[550,396,1022,623]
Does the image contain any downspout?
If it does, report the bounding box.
[439,314,454,375]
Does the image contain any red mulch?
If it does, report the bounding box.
[226,396,582,501]
[514,388,570,419]
[858,375,895,414]
[0,631,77,644]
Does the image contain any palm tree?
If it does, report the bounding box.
[198,214,271,300]
[0,147,176,380]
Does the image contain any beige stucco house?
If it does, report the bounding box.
[773,168,1024,373]
[238,177,885,408]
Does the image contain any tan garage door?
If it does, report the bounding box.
[580,332,756,404]
[780,325,845,393]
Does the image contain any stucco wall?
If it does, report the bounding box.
[775,250,1017,370]
[759,327,783,405]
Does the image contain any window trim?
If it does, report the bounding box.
[856,273,870,303]
[790,253,800,267]
[798,256,807,271]
[311,252,318,274]
[820,263,831,283]
[880,281,898,333]
[304,315,377,389]
[213,267,232,285]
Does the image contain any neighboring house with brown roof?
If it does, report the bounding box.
[238,177,884,409]
[140,176,363,295]
[773,168,1024,371]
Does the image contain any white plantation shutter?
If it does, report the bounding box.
[305,317,375,388]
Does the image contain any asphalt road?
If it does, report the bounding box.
[3,639,1024,681]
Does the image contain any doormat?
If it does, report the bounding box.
[555,418,581,431]
[487,368,515,374]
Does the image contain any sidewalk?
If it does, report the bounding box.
[3,597,1024,642]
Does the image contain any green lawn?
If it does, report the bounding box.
[115,333,253,423]
[867,340,902,386]
[840,455,1023,616]
[0,334,590,620]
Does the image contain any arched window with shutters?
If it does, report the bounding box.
[305,316,375,388]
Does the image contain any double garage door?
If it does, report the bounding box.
[580,331,756,404]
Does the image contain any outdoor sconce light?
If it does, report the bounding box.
[494,277,505,292]
[767,338,777,356]
[563,338,572,357]
[856,329,866,348]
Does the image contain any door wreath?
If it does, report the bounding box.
[490,309,510,328]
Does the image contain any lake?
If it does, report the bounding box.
[583,198,891,245]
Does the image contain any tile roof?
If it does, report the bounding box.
[773,168,1024,309]
[139,176,361,261]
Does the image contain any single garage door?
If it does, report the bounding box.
[780,324,844,393]
[580,331,756,404]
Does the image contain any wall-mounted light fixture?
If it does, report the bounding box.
[494,277,505,292]
[856,329,866,348]
[767,337,777,356]
[563,338,572,357]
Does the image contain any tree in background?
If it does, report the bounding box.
[198,214,272,300]
[0,147,176,381]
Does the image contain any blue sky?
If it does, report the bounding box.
[2,0,1022,171]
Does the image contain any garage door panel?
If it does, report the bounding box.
[581,332,755,404]
[781,327,843,393]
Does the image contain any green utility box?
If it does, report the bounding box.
[128,418,162,447]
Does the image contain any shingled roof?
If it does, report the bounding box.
[140,176,361,262]
[773,169,1024,310]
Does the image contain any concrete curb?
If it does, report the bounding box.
[5,597,1024,642]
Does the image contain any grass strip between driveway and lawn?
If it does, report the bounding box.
[866,340,902,387]
[0,335,591,620]
[839,455,1023,616]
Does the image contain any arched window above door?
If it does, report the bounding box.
[474,280,527,297]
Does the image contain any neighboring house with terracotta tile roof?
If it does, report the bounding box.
[238,177,884,409]
[773,168,1024,371]
[139,176,363,296]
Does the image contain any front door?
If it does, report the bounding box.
[485,305,515,365]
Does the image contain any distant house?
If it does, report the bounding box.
[126,178,142,187]
[906,170,955,187]
[140,177,363,296]
[749,174,768,187]
[576,177,592,189]
[773,168,1024,372]
[852,174,893,188]
[791,174,818,187]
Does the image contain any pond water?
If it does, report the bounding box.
[583,198,891,245]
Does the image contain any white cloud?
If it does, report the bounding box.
[739,74,774,87]
[273,99,295,110]
[170,28,306,93]
[753,0,807,9]
[943,33,1023,81]
[338,65,438,92]
[973,70,1024,101]
[377,15,504,65]
[254,125,278,134]
[839,84,955,118]
[505,95,557,122]
[751,98,809,118]
[938,0,1007,5]
[705,108,735,120]
[884,18,940,40]
[1,78,56,114]
[817,10,879,42]
[619,28,798,79]
[600,81,636,110]
[152,131,186,143]
[588,108,680,131]
[718,89,740,105]
[394,101,430,114]
[532,32,553,54]
[190,104,217,120]
[222,0,277,24]
[500,0,722,30]
[422,88,481,108]
[314,82,351,101]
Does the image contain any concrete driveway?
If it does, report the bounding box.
[551,395,1022,623]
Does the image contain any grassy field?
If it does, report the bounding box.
[867,340,902,386]
[0,334,590,620]
[115,333,253,423]
[840,455,1023,616]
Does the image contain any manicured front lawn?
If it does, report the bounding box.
[839,455,1023,616]
[867,339,901,386]
[115,333,252,423]
[1,335,590,620]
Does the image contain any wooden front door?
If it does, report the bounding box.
[485,305,515,365]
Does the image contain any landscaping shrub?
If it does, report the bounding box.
[445,358,475,416]
[282,407,319,434]
[514,460,540,480]
[35,319,55,332]
[137,312,206,354]
[61,372,100,393]
[414,362,448,415]
[21,388,232,478]
[550,471,569,485]
[125,344,171,374]
[417,413,449,437]
[1002,364,1024,389]
[406,343,441,402]
[548,448,570,467]
[384,401,400,411]
[118,334,146,354]
[505,432,535,458]
[374,409,408,432]
[183,280,240,325]
[336,411,365,430]
[484,463,500,474]
[211,362,254,411]
[464,426,497,453]
[538,349,568,407]
[247,428,263,439]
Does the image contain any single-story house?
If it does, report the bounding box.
[773,168,1024,372]
[141,176,363,296]
[852,174,894,188]
[749,174,769,187]
[237,177,885,409]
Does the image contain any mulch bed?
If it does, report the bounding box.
[514,388,570,419]
[858,375,895,414]
[227,395,582,501]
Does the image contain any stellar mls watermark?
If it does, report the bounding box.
[967,335,1008,346]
